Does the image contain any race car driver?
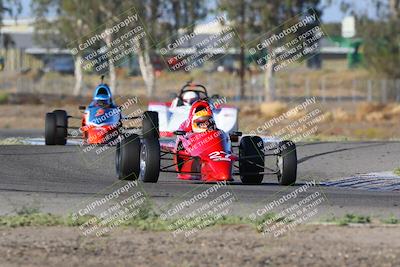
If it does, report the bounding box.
[170,91,200,108]
[87,92,113,109]
[178,100,216,133]
[191,108,216,133]
[93,94,112,108]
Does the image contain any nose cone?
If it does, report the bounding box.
[87,126,117,144]
[201,161,233,182]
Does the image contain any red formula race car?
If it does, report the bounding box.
[115,87,297,185]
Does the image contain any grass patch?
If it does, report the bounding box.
[0,137,26,145]
[2,206,396,232]
[119,204,170,231]
[324,213,371,226]
[0,204,255,231]
[253,212,289,232]
[0,92,8,104]
[0,206,61,227]
[64,213,98,227]
[301,135,353,142]
[100,213,253,232]
[0,213,63,227]
[118,203,251,231]
[393,168,400,176]
[381,215,400,224]
[15,205,41,215]
[352,128,386,140]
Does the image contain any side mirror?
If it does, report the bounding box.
[79,105,86,110]
[174,130,186,136]
[211,94,220,99]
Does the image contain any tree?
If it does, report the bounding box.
[32,0,97,95]
[390,0,400,17]
[32,0,207,97]
[81,0,207,97]
[218,0,251,99]
[335,0,400,78]
[361,3,400,78]
[127,0,207,97]
[0,0,21,22]
[259,1,322,101]
[0,0,21,70]
[92,0,128,94]
[219,0,322,101]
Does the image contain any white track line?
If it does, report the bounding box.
[23,138,82,146]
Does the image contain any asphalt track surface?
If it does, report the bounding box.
[0,129,399,219]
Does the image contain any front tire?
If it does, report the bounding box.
[116,134,141,180]
[239,136,265,184]
[53,110,68,145]
[139,137,160,183]
[142,111,159,139]
[45,112,56,145]
[277,140,297,185]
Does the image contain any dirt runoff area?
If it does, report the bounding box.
[0,224,399,267]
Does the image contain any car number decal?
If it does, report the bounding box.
[209,151,231,161]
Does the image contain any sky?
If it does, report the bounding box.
[321,0,383,22]
[5,0,384,23]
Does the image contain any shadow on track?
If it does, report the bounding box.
[297,142,386,164]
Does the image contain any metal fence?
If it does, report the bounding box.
[2,72,400,103]
[240,76,400,103]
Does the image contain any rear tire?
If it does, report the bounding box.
[277,140,297,185]
[139,137,160,183]
[239,136,264,184]
[142,111,159,139]
[116,134,141,180]
[53,109,68,145]
[45,112,56,145]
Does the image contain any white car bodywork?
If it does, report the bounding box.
[148,102,239,134]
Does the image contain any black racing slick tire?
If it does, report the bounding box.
[142,111,159,139]
[239,136,265,185]
[45,112,57,145]
[277,140,297,185]
[53,109,68,145]
[139,137,160,183]
[116,134,141,180]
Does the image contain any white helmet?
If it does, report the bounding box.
[182,91,199,106]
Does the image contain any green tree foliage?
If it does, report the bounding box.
[219,0,322,101]
[359,18,400,78]
[361,0,400,78]
[1,0,22,71]
[335,0,400,78]
[31,0,207,96]
[0,0,21,23]
[32,0,100,94]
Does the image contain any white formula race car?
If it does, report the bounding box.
[148,83,238,137]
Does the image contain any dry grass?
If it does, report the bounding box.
[0,97,399,141]
[356,102,385,120]
[331,108,351,122]
[238,101,400,140]
[0,104,79,129]
[356,102,400,122]
[259,101,288,118]
[2,64,373,99]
